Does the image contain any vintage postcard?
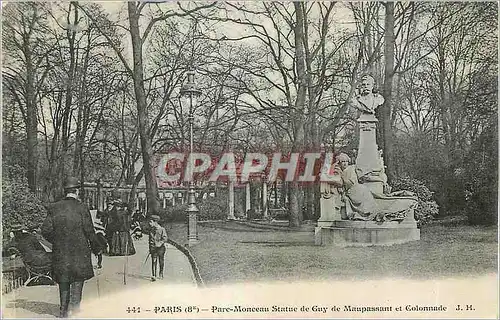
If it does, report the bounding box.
[1,1,498,319]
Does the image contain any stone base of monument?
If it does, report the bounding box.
[314,220,420,247]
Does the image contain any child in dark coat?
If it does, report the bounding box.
[94,211,108,269]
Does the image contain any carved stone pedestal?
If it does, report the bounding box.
[356,114,381,180]
[314,219,420,247]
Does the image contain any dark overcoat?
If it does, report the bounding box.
[42,197,99,283]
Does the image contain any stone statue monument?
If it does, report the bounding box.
[315,75,420,246]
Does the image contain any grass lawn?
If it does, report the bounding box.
[165,220,497,285]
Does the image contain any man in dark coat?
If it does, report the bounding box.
[42,177,100,318]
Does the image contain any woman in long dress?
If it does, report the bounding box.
[108,201,136,256]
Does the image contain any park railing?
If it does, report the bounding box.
[2,265,28,294]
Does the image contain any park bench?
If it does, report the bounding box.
[7,247,54,286]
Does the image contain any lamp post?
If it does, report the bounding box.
[180,70,201,246]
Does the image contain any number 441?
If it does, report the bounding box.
[126,307,141,313]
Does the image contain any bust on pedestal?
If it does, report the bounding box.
[350,75,385,195]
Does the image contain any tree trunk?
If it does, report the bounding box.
[79,149,86,203]
[73,20,92,181]
[127,3,161,216]
[289,2,307,227]
[128,166,144,214]
[381,2,395,181]
[280,182,287,208]
[25,43,38,193]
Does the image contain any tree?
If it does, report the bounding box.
[2,164,48,235]
[198,2,372,225]
[2,2,52,192]
[126,2,162,215]
[389,3,497,218]
[79,2,216,215]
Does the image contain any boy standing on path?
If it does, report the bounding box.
[148,215,167,281]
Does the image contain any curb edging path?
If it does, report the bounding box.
[167,239,205,288]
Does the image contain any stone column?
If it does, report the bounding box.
[262,181,268,219]
[94,190,98,208]
[88,190,93,209]
[97,180,104,212]
[227,181,236,220]
[245,183,251,213]
[274,182,278,208]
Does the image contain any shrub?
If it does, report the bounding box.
[2,164,48,236]
[162,204,188,223]
[391,177,439,225]
[463,170,497,225]
[162,194,229,223]
[198,194,229,221]
[414,201,440,226]
[391,177,433,201]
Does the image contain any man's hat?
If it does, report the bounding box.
[149,215,160,222]
[64,176,80,189]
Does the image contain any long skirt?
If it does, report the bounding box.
[108,231,136,256]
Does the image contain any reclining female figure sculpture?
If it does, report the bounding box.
[335,153,417,222]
